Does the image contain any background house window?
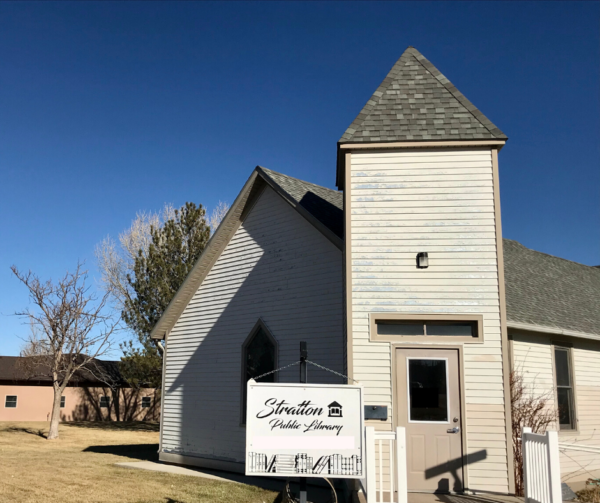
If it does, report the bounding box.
[555,346,576,430]
[5,395,17,408]
[141,397,151,408]
[60,396,66,408]
[242,324,276,423]
[99,396,110,408]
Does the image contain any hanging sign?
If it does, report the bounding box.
[245,381,364,478]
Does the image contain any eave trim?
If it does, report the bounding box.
[507,321,600,342]
[339,140,506,150]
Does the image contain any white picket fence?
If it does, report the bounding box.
[360,426,561,503]
[522,428,562,503]
[360,427,407,503]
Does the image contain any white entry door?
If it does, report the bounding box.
[395,348,463,492]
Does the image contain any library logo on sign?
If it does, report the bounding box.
[327,401,342,418]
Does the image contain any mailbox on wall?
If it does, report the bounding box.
[364,405,388,421]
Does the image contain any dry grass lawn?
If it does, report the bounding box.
[0,421,279,503]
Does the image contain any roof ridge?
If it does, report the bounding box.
[258,167,341,197]
[405,47,505,139]
[504,238,600,271]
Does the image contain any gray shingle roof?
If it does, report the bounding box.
[504,239,600,336]
[340,46,507,143]
[259,167,344,239]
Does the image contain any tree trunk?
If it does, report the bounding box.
[47,384,64,440]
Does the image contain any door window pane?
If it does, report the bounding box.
[426,322,476,337]
[408,359,448,422]
[378,323,424,336]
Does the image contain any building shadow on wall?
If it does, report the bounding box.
[297,192,343,241]
[165,187,344,463]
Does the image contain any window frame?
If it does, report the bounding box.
[99,396,111,409]
[60,396,66,409]
[369,313,484,344]
[240,319,278,426]
[5,395,17,408]
[141,397,152,409]
[552,343,578,432]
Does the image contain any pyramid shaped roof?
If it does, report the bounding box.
[339,47,507,143]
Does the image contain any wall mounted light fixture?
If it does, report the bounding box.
[416,252,429,269]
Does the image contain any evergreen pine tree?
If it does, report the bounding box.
[121,202,210,387]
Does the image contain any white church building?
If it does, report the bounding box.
[150,47,600,496]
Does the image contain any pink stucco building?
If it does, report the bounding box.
[0,356,159,422]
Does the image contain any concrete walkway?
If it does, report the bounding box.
[115,461,244,483]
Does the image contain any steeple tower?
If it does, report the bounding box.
[340,47,514,494]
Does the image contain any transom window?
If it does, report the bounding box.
[554,346,576,430]
[5,396,17,408]
[241,321,277,424]
[99,396,110,408]
[141,397,151,408]
[377,320,477,338]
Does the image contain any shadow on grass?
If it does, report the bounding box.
[83,443,159,461]
[83,444,158,461]
[3,426,47,438]
[67,421,160,432]
[163,493,283,503]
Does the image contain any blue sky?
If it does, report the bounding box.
[1,1,598,357]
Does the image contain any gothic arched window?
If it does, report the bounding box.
[241,320,277,424]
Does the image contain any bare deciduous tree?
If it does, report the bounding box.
[209,201,229,235]
[95,204,175,309]
[511,369,557,496]
[12,263,118,440]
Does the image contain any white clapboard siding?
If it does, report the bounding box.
[349,148,509,492]
[162,186,343,463]
[511,332,600,483]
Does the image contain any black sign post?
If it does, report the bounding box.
[299,341,308,503]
